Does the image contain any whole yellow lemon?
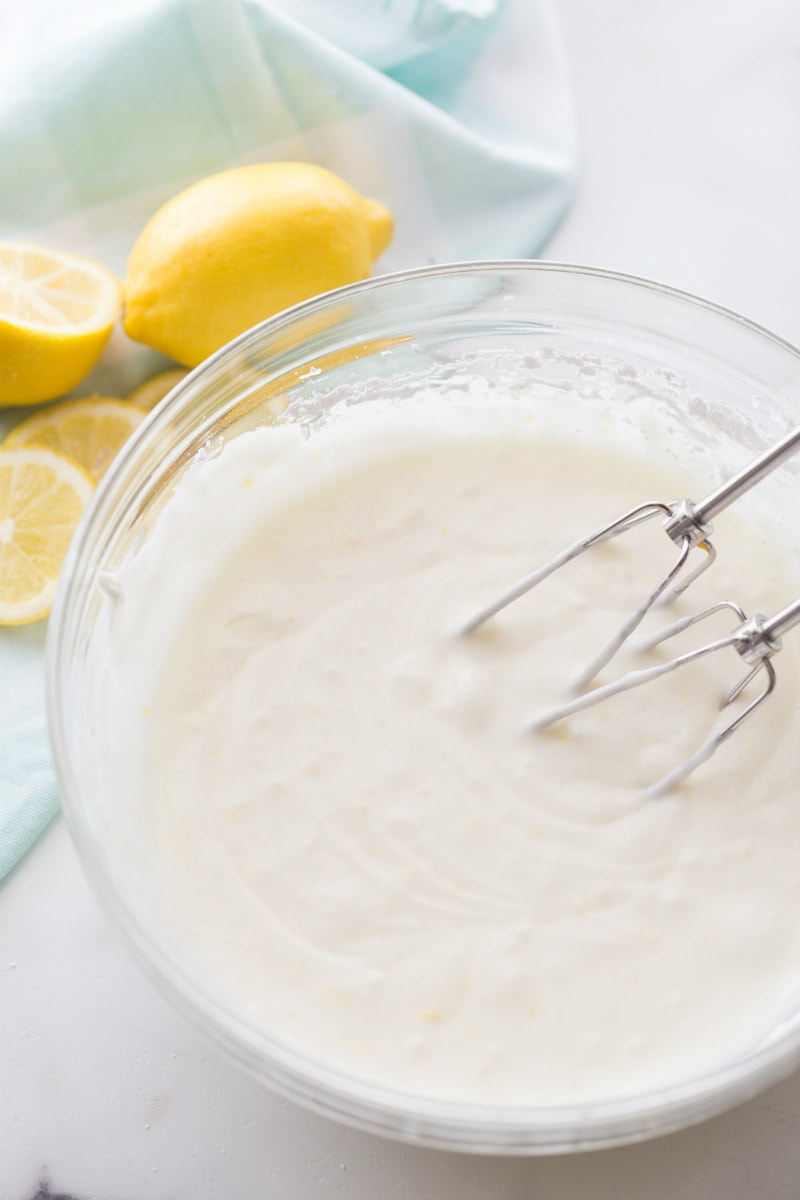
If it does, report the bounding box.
[122,163,393,368]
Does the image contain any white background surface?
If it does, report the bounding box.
[4,1,800,1196]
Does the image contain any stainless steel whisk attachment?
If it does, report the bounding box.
[463,423,800,690]
[528,595,800,796]
[462,422,800,793]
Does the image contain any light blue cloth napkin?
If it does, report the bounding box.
[0,0,576,881]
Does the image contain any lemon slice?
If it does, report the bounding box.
[0,241,122,406]
[128,368,189,412]
[0,446,94,624]
[5,396,144,483]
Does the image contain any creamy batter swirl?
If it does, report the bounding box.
[112,395,800,1106]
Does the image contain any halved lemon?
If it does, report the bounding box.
[5,396,144,483]
[0,241,122,406]
[0,446,94,624]
[128,368,189,412]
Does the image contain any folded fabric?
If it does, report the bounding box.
[0,0,576,881]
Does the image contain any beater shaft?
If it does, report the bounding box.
[682,424,800,529]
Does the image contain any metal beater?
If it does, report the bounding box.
[462,423,800,792]
[529,595,800,795]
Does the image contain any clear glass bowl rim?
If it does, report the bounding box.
[46,260,800,1154]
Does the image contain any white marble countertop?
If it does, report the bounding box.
[4,1,800,1196]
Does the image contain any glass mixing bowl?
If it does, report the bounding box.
[48,262,800,1154]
